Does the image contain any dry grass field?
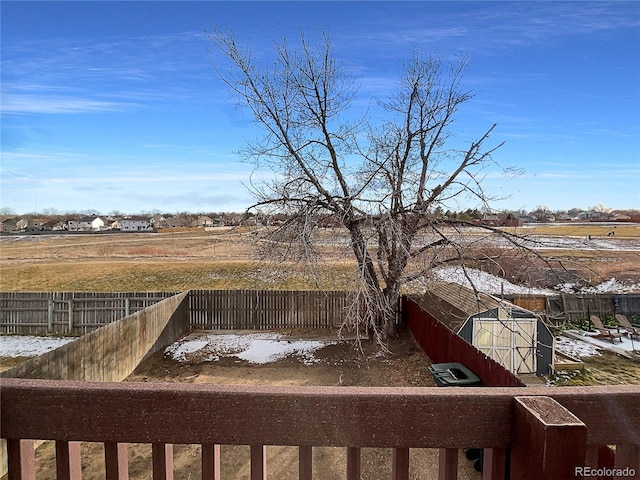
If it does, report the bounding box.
[1,223,639,292]
[0,229,356,291]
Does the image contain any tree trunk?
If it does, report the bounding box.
[382,284,402,338]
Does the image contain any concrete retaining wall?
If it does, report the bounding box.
[0,291,190,477]
[1,291,189,381]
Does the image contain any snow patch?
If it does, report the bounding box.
[556,278,640,294]
[164,339,210,362]
[164,333,333,365]
[431,267,640,295]
[432,266,555,295]
[555,336,601,359]
[0,335,76,358]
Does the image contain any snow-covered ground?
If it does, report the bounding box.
[490,235,640,252]
[432,266,556,295]
[555,335,601,359]
[429,266,640,295]
[0,335,76,358]
[555,278,640,294]
[164,332,335,365]
[561,330,640,355]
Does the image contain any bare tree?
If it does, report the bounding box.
[209,30,525,344]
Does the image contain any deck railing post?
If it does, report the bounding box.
[250,445,266,480]
[614,445,640,480]
[346,447,361,480]
[438,448,458,480]
[104,442,128,480]
[298,446,312,480]
[201,444,220,480]
[6,439,35,480]
[510,396,587,480]
[392,447,410,480]
[152,443,174,480]
[55,441,82,480]
[481,448,508,480]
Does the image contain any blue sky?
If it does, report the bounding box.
[1,1,639,215]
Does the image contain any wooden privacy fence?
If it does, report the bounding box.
[0,290,348,335]
[502,293,640,325]
[189,289,347,330]
[560,293,640,325]
[0,292,176,335]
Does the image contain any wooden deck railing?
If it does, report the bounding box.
[1,379,639,480]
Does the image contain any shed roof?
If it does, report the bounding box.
[415,281,530,332]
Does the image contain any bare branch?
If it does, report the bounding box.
[207,29,532,345]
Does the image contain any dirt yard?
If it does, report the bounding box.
[30,330,485,480]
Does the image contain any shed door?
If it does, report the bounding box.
[473,319,537,374]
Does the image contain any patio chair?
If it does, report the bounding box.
[589,315,624,344]
[615,314,640,340]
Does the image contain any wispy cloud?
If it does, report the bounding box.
[1,30,209,116]
[2,93,136,115]
[340,2,639,57]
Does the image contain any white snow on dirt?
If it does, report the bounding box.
[486,234,640,252]
[0,335,76,358]
[432,266,555,295]
[556,278,640,294]
[555,336,601,359]
[164,333,333,365]
[431,267,640,295]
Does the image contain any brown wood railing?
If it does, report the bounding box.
[2,379,639,480]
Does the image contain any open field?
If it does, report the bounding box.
[503,222,640,238]
[1,224,639,292]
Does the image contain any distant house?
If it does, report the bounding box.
[0,217,19,233]
[16,219,29,231]
[34,219,54,231]
[480,213,501,227]
[612,214,631,222]
[580,210,611,222]
[121,217,154,232]
[503,214,522,228]
[68,216,105,232]
[193,215,215,228]
[517,215,537,224]
[151,214,169,229]
[165,217,188,228]
[50,221,68,231]
[15,218,48,231]
[108,218,122,230]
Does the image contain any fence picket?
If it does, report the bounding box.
[0,290,347,334]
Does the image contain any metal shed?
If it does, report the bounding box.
[419,281,554,376]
